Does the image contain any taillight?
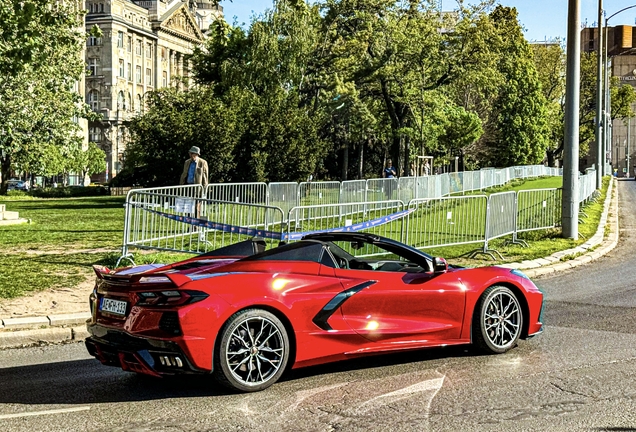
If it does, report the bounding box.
[135,290,208,307]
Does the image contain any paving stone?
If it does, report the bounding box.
[524,267,555,277]
[550,262,574,271]
[48,312,91,327]
[1,316,50,330]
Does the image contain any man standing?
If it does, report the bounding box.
[383,159,397,179]
[383,158,397,200]
[179,146,209,187]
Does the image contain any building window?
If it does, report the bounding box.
[162,71,167,87]
[128,92,132,112]
[99,3,104,12]
[127,62,132,81]
[117,91,125,110]
[88,89,99,111]
[145,43,152,58]
[119,59,124,78]
[89,3,94,13]
[117,31,124,48]
[136,65,141,83]
[136,39,142,56]
[88,34,101,46]
[127,36,132,52]
[161,47,167,61]
[88,58,98,76]
[89,127,102,142]
[146,68,152,85]
[137,94,143,113]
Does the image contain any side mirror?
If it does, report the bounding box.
[433,257,448,274]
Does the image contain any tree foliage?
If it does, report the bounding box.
[121,0,562,186]
[533,46,636,167]
[0,0,93,193]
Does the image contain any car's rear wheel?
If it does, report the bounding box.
[472,285,523,354]
[214,309,289,392]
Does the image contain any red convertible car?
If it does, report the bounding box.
[86,233,543,392]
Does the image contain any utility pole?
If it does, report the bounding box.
[562,0,580,239]
[595,0,603,188]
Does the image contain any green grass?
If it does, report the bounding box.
[0,196,126,250]
[0,253,95,299]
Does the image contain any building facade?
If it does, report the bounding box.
[85,0,221,181]
[581,25,636,177]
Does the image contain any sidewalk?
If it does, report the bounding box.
[0,179,619,349]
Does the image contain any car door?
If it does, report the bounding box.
[335,266,466,344]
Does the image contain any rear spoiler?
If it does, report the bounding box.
[92,265,199,287]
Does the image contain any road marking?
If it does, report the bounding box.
[0,406,90,420]
[356,376,445,413]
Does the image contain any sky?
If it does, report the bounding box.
[221,0,636,42]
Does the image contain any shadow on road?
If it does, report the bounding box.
[0,345,479,405]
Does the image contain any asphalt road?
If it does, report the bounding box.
[1,180,635,432]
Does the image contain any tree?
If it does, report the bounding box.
[123,87,241,186]
[123,0,328,186]
[0,0,92,194]
[532,41,566,167]
[535,48,636,167]
[476,6,549,167]
[72,142,107,182]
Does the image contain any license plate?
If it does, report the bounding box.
[100,297,128,316]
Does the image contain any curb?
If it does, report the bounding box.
[0,179,620,349]
[0,312,90,349]
[521,177,618,278]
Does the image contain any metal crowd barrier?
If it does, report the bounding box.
[406,195,488,250]
[120,189,284,264]
[517,189,562,233]
[484,192,518,257]
[206,182,268,204]
[119,166,597,262]
[268,182,298,219]
[298,180,340,206]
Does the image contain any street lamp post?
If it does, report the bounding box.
[596,0,603,187]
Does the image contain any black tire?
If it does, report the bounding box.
[214,309,290,392]
[472,285,523,354]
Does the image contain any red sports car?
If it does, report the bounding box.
[86,233,543,392]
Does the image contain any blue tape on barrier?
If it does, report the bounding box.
[135,204,414,242]
[281,209,415,241]
[135,205,283,240]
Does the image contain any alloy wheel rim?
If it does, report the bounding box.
[225,316,284,386]
[483,291,521,349]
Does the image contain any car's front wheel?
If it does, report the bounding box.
[214,309,290,392]
[472,285,523,354]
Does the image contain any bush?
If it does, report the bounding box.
[30,185,109,198]
[6,190,29,198]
